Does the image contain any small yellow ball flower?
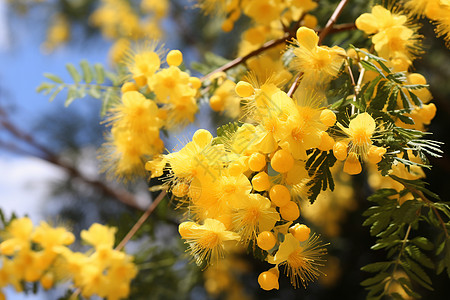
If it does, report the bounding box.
[221,19,234,32]
[257,231,277,251]
[167,50,183,67]
[269,185,291,207]
[343,152,362,175]
[320,109,337,127]
[333,141,348,161]
[40,273,54,290]
[209,95,225,111]
[248,153,266,172]
[121,82,138,93]
[235,81,255,97]
[280,201,300,221]
[258,268,279,290]
[271,149,294,173]
[189,77,202,89]
[252,172,271,191]
[289,224,311,242]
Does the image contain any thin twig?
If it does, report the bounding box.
[0,107,143,210]
[287,0,349,97]
[318,0,349,45]
[116,190,167,251]
[201,33,290,81]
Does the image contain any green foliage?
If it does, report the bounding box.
[305,149,336,204]
[36,60,122,115]
[361,179,450,299]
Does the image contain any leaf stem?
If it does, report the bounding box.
[384,224,412,295]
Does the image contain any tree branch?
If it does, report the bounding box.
[0,107,143,210]
[201,33,291,81]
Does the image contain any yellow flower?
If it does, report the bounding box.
[167,129,225,182]
[123,42,162,86]
[181,219,240,266]
[356,5,407,34]
[242,0,285,25]
[355,6,422,63]
[232,194,280,244]
[32,221,75,250]
[268,233,327,288]
[0,217,33,255]
[291,27,346,85]
[340,112,377,156]
[101,91,164,180]
[80,223,117,249]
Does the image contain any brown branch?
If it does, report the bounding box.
[201,33,291,81]
[328,22,356,34]
[287,0,349,97]
[115,190,167,251]
[318,0,349,45]
[0,108,143,210]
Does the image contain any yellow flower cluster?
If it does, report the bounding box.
[42,13,70,52]
[355,5,422,70]
[146,75,340,287]
[102,48,201,180]
[90,0,169,63]
[403,0,450,46]
[0,218,136,300]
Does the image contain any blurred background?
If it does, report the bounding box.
[0,0,449,299]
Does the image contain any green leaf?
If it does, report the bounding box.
[361,261,393,273]
[49,86,63,102]
[80,60,93,84]
[360,272,390,286]
[411,237,434,251]
[88,86,102,99]
[43,73,64,84]
[94,63,105,84]
[36,82,55,93]
[66,63,82,83]
[65,86,78,107]
[360,60,387,79]
[405,245,434,269]
[403,257,432,285]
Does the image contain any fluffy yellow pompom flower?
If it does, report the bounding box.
[355,6,422,63]
[242,0,284,25]
[291,27,346,85]
[0,217,33,255]
[336,113,385,175]
[181,219,240,266]
[232,194,280,244]
[268,233,327,288]
[341,112,378,155]
[80,223,117,249]
[101,91,164,180]
[124,43,162,87]
[32,221,75,250]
